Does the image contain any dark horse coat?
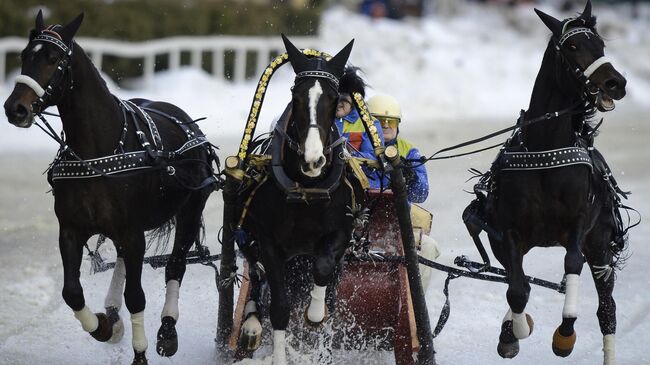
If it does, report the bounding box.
[3,11,216,364]
[463,2,628,363]
[232,36,368,365]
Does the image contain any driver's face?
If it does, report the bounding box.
[336,94,353,118]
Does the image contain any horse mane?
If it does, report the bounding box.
[72,41,111,92]
[561,15,600,37]
[574,15,598,31]
[339,66,368,97]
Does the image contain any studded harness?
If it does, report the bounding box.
[16,27,217,189]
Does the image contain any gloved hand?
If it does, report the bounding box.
[401,157,416,185]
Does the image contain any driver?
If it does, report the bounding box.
[335,67,385,188]
[366,94,429,203]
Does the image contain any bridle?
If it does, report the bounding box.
[277,71,346,158]
[15,27,74,115]
[552,20,611,106]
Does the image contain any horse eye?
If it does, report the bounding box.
[48,55,58,64]
[569,44,578,51]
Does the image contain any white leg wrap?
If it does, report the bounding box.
[272,330,287,365]
[244,300,257,317]
[419,234,441,291]
[562,274,580,318]
[161,279,180,321]
[104,257,126,309]
[74,306,99,332]
[502,309,513,323]
[512,311,531,339]
[307,285,327,323]
[131,311,148,353]
[603,334,615,365]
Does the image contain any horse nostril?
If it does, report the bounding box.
[300,159,311,172]
[315,156,326,169]
[605,79,619,91]
[14,104,28,120]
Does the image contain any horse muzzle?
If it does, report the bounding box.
[590,65,627,112]
[4,98,34,128]
[300,155,326,178]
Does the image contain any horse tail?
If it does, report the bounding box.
[146,218,176,255]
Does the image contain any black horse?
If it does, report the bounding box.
[3,12,217,364]
[463,2,627,363]
[233,36,365,364]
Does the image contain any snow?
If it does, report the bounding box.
[0,3,649,365]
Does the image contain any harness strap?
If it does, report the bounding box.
[432,272,460,338]
[324,136,347,155]
[500,147,593,171]
[342,176,357,209]
[274,123,301,155]
[583,56,611,78]
[15,75,45,97]
[120,100,157,159]
[236,175,269,228]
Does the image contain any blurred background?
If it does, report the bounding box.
[0,0,648,145]
[0,1,649,364]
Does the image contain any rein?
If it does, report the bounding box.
[409,100,586,166]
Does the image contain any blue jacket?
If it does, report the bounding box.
[334,108,385,189]
[382,137,429,203]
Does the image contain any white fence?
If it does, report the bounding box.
[0,35,318,87]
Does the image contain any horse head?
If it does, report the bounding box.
[4,10,84,127]
[535,0,626,112]
[282,34,353,178]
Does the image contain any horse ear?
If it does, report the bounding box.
[281,33,309,74]
[534,8,562,36]
[580,0,593,21]
[59,13,84,44]
[35,9,45,31]
[328,39,354,80]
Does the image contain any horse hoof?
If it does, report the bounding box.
[132,350,148,365]
[304,305,329,328]
[90,312,113,342]
[497,320,519,358]
[552,328,576,357]
[497,340,520,358]
[239,331,262,352]
[156,316,178,357]
[239,315,262,351]
[106,307,124,343]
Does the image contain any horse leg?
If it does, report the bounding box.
[122,232,149,365]
[264,248,289,365]
[59,228,114,342]
[104,255,126,343]
[157,192,209,357]
[240,263,264,352]
[306,231,345,325]
[585,236,617,365]
[552,220,587,357]
[498,229,533,358]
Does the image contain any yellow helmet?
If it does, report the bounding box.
[366,94,402,121]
